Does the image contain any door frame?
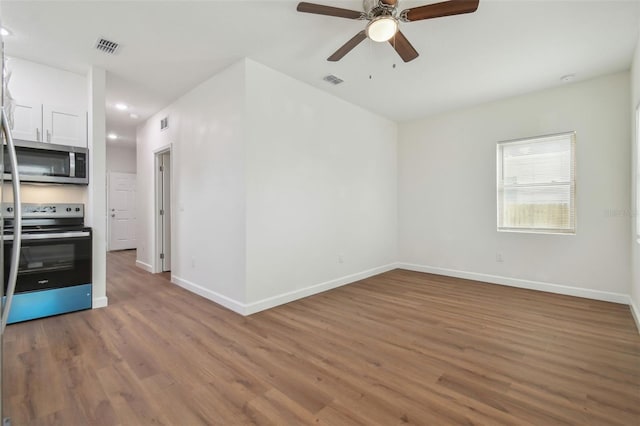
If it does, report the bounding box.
[153,144,172,274]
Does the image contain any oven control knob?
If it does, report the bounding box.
[6,207,13,213]
[75,207,80,212]
[66,207,72,212]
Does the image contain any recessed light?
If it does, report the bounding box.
[560,74,575,83]
[115,103,128,111]
[107,133,118,140]
[1,27,11,37]
[129,113,139,119]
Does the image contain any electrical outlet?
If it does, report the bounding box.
[496,252,504,263]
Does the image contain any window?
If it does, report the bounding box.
[497,132,576,234]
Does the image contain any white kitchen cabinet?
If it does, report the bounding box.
[11,100,43,142]
[43,105,87,148]
[10,101,87,148]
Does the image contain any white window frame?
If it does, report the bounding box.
[497,131,576,235]
[636,104,640,243]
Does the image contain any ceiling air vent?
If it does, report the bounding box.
[160,117,169,131]
[323,75,344,85]
[95,37,120,55]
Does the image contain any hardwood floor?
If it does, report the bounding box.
[3,250,640,425]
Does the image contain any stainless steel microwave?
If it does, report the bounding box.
[3,139,88,185]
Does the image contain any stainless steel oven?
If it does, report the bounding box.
[2,203,92,324]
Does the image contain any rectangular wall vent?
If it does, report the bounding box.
[95,37,120,55]
[160,117,169,131]
[323,75,344,85]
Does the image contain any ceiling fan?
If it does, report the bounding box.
[297,0,479,63]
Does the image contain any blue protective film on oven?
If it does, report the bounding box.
[3,283,92,324]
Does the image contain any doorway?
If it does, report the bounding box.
[154,147,171,273]
[108,172,137,251]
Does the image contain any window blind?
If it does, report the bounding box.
[497,132,576,234]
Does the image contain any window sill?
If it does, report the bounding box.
[498,228,576,236]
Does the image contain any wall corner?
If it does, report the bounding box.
[87,66,107,308]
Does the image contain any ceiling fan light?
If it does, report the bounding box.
[366,17,398,42]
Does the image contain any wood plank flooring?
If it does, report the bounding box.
[3,250,640,425]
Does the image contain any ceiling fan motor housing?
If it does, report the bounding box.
[364,0,398,19]
[363,0,379,15]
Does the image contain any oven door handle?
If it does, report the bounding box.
[2,106,22,332]
[4,231,91,241]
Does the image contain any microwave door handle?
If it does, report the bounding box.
[1,107,22,332]
[69,152,76,178]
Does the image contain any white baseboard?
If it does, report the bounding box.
[135,260,153,273]
[243,263,398,315]
[629,297,640,334]
[171,275,246,315]
[397,263,630,304]
[170,263,398,316]
[92,296,108,309]
[165,262,635,325]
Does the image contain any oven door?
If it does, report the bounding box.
[3,230,91,294]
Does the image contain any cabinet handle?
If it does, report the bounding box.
[36,128,41,141]
[46,129,51,143]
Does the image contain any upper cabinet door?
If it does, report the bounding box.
[43,105,87,148]
[11,100,43,142]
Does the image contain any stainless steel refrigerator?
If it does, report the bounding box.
[0,13,23,424]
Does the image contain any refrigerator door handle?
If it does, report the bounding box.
[1,106,22,332]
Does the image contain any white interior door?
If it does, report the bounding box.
[108,172,137,251]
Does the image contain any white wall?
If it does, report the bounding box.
[244,60,397,310]
[399,72,631,302]
[87,66,107,309]
[137,58,397,314]
[138,58,634,316]
[136,105,173,270]
[137,60,247,305]
[630,35,640,327]
[106,144,136,174]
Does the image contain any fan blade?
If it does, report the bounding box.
[328,31,367,61]
[297,2,364,19]
[402,0,479,22]
[389,31,419,62]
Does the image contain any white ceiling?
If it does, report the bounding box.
[2,0,639,147]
